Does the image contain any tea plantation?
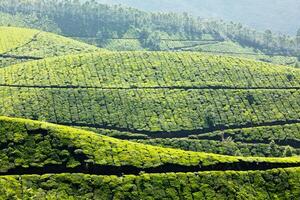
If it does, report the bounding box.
[0,26,98,67]
[0,26,299,199]
[0,117,299,199]
[0,49,299,157]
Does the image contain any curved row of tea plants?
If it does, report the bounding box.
[134,138,299,157]
[1,167,300,199]
[81,122,300,157]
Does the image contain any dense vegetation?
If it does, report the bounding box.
[0,26,98,67]
[0,1,299,197]
[0,0,299,64]
[0,117,299,199]
[1,167,300,199]
[1,51,299,87]
[0,48,299,157]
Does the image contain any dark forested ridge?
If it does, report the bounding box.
[96,0,300,35]
[0,0,299,61]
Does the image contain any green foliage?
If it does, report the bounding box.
[0,167,300,199]
[0,51,299,157]
[0,116,299,173]
[134,138,299,157]
[105,39,144,51]
[140,29,162,50]
[194,123,300,145]
[0,26,99,67]
[1,51,299,88]
[0,12,61,33]
[0,0,298,58]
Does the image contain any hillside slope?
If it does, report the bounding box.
[0,116,299,199]
[0,26,98,67]
[0,51,299,157]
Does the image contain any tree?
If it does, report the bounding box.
[139,28,162,51]
[263,30,273,48]
[283,146,293,157]
[96,30,111,46]
[296,28,300,50]
[267,140,280,157]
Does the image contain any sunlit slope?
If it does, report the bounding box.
[0,26,98,67]
[0,27,38,54]
[0,52,299,156]
[0,117,300,199]
[0,51,299,87]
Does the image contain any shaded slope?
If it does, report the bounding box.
[0,167,299,199]
[0,116,300,175]
[0,117,300,199]
[0,26,98,67]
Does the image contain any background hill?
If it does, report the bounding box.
[0,0,299,67]
[97,0,300,35]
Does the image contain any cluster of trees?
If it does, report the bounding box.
[0,0,299,54]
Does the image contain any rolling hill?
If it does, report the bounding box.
[0,51,299,157]
[0,26,98,67]
[0,116,300,199]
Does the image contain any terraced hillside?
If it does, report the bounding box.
[0,26,98,67]
[0,51,299,157]
[74,32,299,67]
[0,117,300,199]
[77,37,299,66]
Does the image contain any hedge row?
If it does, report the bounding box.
[0,167,299,199]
